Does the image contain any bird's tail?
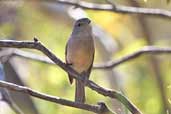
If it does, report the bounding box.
[75,80,85,103]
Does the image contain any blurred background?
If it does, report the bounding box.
[0,0,171,114]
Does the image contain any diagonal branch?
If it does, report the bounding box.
[93,46,171,69]
[56,0,171,18]
[0,80,114,114]
[0,39,142,114]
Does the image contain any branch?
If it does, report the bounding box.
[0,80,115,114]
[0,48,54,65]
[93,46,171,69]
[9,46,171,70]
[0,39,142,114]
[56,0,171,18]
[12,49,54,65]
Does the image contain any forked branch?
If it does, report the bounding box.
[0,39,142,114]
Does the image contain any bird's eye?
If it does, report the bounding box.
[78,23,81,27]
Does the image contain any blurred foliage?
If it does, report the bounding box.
[0,0,171,114]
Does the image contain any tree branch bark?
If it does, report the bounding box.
[94,46,171,69]
[0,39,142,114]
[0,80,114,114]
[56,0,171,18]
[8,46,171,70]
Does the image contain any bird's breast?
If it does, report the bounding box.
[66,37,94,73]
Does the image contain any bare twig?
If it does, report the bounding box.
[13,49,54,65]
[87,80,141,114]
[0,48,54,65]
[94,46,171,69]
[9,46,171,70]
[0,80,114,114]
[56,0,171,18]
[105,0,115,7]
[0,39,142,114]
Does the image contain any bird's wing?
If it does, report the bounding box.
[65,42,74,84]
[85,49,95,79]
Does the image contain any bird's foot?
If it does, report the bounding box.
[81,73,89,86]
[66,63,72,66]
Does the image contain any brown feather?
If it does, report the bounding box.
[75,51,94,103]
[65,43,73,84]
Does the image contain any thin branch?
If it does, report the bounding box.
[94,46,171,69]
[0,48,54,65]
[9,46,171,70]
[13,49,54,65]
[0,80,114,114]
[56,0,171,18]
[87,80,141,114]
[105,0,115,6]
[0,39,142,114]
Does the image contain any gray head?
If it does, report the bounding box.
[74,18,91,26]
[72,18,92,35]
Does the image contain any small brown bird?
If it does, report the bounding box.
[65,18,95,103]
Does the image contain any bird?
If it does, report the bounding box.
[65,18,95,103]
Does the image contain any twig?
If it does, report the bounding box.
[0,81,114,114]
[13,49,54,65]
[105,0,115,6]
[0,39,142,114]
[9,46,171,70]
[94,46,171,69]
[0,48,54,65]
[56,0,171,18]
[87,80,141,114]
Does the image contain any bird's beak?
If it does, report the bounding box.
[88,19,91,24]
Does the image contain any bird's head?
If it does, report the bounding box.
[72,18,92,34]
